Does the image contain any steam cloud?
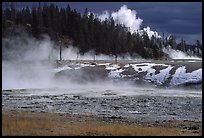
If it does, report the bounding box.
[2,33,57,62]
[2,34,56,89]
[96,5,161,38]
[2,5,201,91]
[111,5,143,34]
[2,33,144,90]
[162,46,202,60]
[96,5,201,60]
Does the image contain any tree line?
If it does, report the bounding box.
[2,2,202,60]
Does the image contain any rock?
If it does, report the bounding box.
[55,65,110,83]
[192,130,199,133]
[121,66,137,75]
[113,106,120,110]
[155,121,159,123]
[169,112,176,115]
[73,95,80,99]
[188,125,199,130]
[110,115,122,119]
[67,101,74,103]
[101,104,107,107]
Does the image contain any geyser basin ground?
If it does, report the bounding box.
[2,86,202,136]
[3,59,202,90]
[2,86,202,122]
[2,60,202,121]
[53,59,202,89]
[2,60,202,135]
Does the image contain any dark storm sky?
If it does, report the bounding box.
[4,2,202,45]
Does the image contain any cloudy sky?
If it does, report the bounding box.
[62,2,202,45]
[5,2,202,45]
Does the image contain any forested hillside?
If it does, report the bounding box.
[2,3,202,59]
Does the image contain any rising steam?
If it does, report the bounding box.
[2,32,144,90]
[96,5,161,38]
[2,34,56,89]
[111,5,143,34]
[162,46,202,60]
[2,5,201,92]
[96,5,202,59]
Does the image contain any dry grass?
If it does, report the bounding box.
[62,123,187,136]
[2,110,201,136]
[2,115,56,136]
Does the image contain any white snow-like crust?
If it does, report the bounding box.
[146,66,174,85]
[53,62,202,87]
[170,67,202,86]
[53,65,72,72]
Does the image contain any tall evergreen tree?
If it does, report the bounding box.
[3,2,200,60]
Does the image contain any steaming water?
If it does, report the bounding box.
[2,40,202,123]
[5,85,201,98]
[2,63,201,98]
[2,34,202,98]
[162,47,202,60]
[2,6,202,123]
[2,59,202,98]
[3,85,202,122]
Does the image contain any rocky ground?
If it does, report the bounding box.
[2,88,202,136]
[2,90,202,122]
[2,59,202,136]
[54,59,202,89]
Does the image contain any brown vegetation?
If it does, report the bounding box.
[2,110,201,136]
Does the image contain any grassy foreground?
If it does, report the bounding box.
[2,110,201,136]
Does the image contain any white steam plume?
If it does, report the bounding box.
[96,5,161,39]
[2,34,58,90]
[2,33,145,90]
[2,34,57,62]
[111,5,143,34]
[61,47,142,61]
[139,26,162,39]
[162,45,202,60]
[97,10,110,21]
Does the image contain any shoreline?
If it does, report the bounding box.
[2,109,202,136]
